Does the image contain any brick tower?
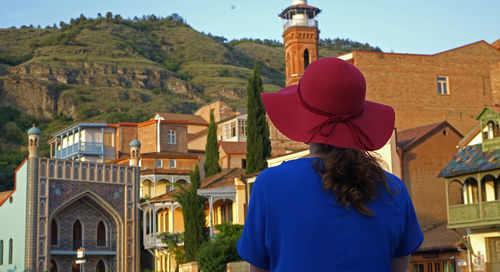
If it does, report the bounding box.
[280,0,321,86]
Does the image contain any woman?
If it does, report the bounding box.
[237,58,423,272]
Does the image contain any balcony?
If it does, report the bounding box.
[55,142,103,159]
[51,239,117,255]
[283,19,317,31]
[448,201,500,228]
[144,232,168,249]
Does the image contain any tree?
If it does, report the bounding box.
[173,165,207,262]
[246,63,271,174]
[204,110,221,177]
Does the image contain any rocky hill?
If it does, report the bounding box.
[0,13,381,190]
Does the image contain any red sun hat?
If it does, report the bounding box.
[261,57,395,151]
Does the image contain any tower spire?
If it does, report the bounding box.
[279,0,321,86]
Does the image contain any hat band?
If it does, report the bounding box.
[297,82,373,149]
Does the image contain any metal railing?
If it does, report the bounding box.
[144,232,168,249]
[66,239,117,251]
[283,19,317,31]
[55,142,103,158]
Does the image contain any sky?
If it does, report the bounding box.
[0,0,499,55]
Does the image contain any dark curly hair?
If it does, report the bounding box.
[312,144,392,216]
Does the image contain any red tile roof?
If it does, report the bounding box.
[397,121,462,150]
[219,141,246,154]
[200,168,245,189]
[492,38,500,50]
[0,190,14,207]
[417,222,465,251]
[155,113,208,126]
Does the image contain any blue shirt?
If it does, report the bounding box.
[237,158,423,272]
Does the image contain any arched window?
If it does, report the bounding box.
[30,139,33,146]
[303,49,310,70]
[50,259,58,272]
[464,178,479,204]
[8,239,13,264]
[72,220,82,250]
[96,260,106,272]
[1,240,3,265]
[97,221,106,246]
[51,220,58,245]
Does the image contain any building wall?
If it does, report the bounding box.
[139,157,198,171]
[188,135,207,152]
[410,250,468,272]
[138,123,158,154]
[0,161,27,271]
[159,123,188,153]
[491,61,500,101]
[402,126,463,227]
[283,26,319,86]
[187,124,207,135]
[195,101,239,123]
[116,125,138,156]
[469,231,500,270]
[351,43,500,134]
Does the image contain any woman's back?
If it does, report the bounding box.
[238,158,422,272]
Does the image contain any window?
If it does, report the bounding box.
[238,120,247,136]
[156,159,163,168]
[51,220,58,245]
[230,122,236,137]
[167,130,176,144]
[304,49,310,70]
[223,124,231,140]
[1,240,3,265]
[437,76,449,95]
[8,239,12,264]
[97,221,106,246]
[73,220,82,250]
[169,159,176,168]
[96,260,105,272]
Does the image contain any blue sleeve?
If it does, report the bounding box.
[237,176,270,269]
[393,182,424,257]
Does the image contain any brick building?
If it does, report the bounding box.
[338,41,500,134]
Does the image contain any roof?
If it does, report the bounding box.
[0,190,14,207]
[200,168,245,190]
[155,113,208,126]
[140,168,191,175]
[219,141,247,155]
[279,4,321,19]
[147,187,186,203]
[140,151,200,158]
[188,129,208,141]
[27,126,41,135]
[458,123,481,149]
[492,38,500,50]
[397,121,462,150]
[438,144,500,178]
[417,222,465,252]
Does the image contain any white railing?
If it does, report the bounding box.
[283,19,317,31]
[144,232,168,249]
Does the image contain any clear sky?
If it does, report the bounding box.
[1,0,498,54]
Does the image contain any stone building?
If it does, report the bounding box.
[0,126,141,272]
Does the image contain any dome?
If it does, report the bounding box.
[27,126,41,136]
[129,139,141,147]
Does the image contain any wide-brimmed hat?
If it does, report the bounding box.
[262,57,395,151]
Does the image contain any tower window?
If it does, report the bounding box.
[156,159,163,168]
[304,49,310,70]
[169,159,176,168]
[1,240,3,265]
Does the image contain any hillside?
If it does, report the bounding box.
[0,13,381,190]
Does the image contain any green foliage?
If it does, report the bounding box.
[246,63,271,174]
[204,110,221,177]
[158,232,187,264]
[197,222,243,272]
[173,165,207,262]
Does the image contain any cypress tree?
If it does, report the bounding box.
[173,165,206,261]
[204,109,221,177]
[246,63,271,174]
